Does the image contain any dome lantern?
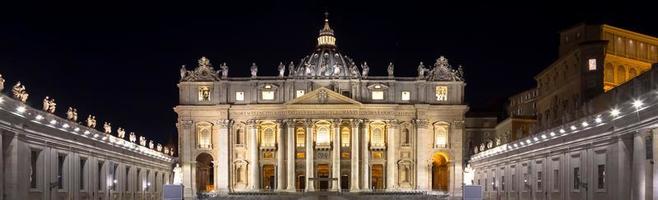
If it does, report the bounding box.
[317,12,336,48]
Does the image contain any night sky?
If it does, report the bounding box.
[1,1,656,150]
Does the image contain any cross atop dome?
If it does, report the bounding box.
[317,12,336,48]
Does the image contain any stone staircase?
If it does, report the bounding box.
[200,192,451,200]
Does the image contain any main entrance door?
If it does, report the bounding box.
[317,164,330,190]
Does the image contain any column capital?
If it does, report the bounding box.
[386,119,399,128]
[283,119,295,127]
[245,119,258,127]
[178,120,194,128]
[333,119,342,128]
[214,119,233,128]
[452,120,465,129]
[413,119,429,128]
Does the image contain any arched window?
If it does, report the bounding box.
[629,68,638,78]
[401,128,411,146]
[370,125,386,148]
[235,129,244,145]
[196,123,212,149]
[261,128,275,147]
[296,128,305,147]
[616,65,626,84]
[317,127,330,146]
[604,63,614,83]
[340,127,350,147]
[434,123,449,148]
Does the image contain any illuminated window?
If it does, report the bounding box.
[401,91,410,101]
[296,90,305,98]
[588,59,597,71]
[340,127,350,147]
[370,124,385,148]
[198,86,211,101]
[235,92,245,101]
[316,127,330,146]
[261,127,275,147]
[262,91,274,100]
[372,91,384,100]
[196,123,212,149]
[296,128,305,147]
[435,86,448,101]
[434,123,448,148]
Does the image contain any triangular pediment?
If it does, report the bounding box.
[285,87,362,105]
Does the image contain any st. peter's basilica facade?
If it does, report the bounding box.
[175,16,468,199]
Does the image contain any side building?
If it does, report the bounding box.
[468,23,658,200]
[0,81,173,200]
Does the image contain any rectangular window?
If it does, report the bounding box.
[30,150,39,189]
[523,173,528,191]
[80,158,86,190]
[372,91,384,100]
[597,165,605,189]
[198,86,211,101]
[537,171,543,190]
[341,91,351,97]
[57,154,66,189]
[235,92,245,101]
[435,86,448,101]
[126,167,130,192]
[588,58,597,71]
[295,128,305,147]
[484,178,488,191]
[573,167,580,190]
[296,90,305,98]
[401,91,411,101]
[492,177,496,191]
[97,161,104,191]
[262,91,274,100]
[501,176,505,191]
[512,174,516,191]
[553,169,560,190]
[111,164,118,191]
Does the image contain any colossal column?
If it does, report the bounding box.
[276,120,286,191]
[350,119,361,191]
[332,119,341,191]
[305,120,315,191]
[246,120,260,190]
[632,131,647,199]
[414,119,430,190]
[286,120,296,191]
[386,120,398,191]
[361,120,371,191]
[178,120,195,198]
[216,120,231,193]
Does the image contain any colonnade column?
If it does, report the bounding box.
[246,120,260,190]
[179,120,195,198]
[305,120,315,191]
[386,120,398,191]
[632,131,647,199]
[414,119,430,190]
[216,120,231,193]
[653,129,658,198]
[286,120,296,191]
[361,120,371,191]
[276,120,286,191]
[350,119,361,192]
[332,119,341,191]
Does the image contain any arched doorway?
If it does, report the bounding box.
[431,152,449,192]
[195,153,214,192]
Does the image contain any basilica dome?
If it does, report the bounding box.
[291,14,360,79]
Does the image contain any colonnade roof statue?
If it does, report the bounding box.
[179,13,465,82]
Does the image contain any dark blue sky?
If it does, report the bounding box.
[1,1,656,150]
